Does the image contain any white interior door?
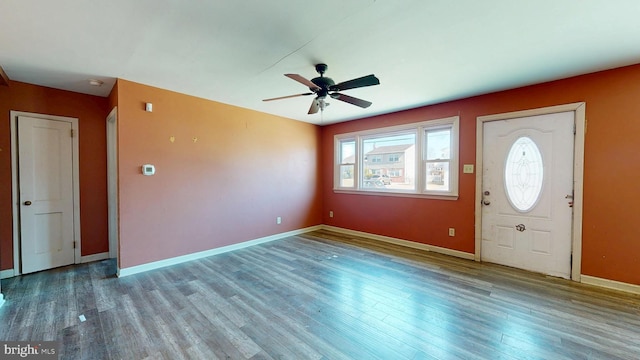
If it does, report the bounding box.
[18,116,76,274]
[481,112,574,278]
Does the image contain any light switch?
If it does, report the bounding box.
[463,164,474,174]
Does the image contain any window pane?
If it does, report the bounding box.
[426,129,451,160]
[504,136,543,211]
[339,164,354,187]
[340,140,355,163]
[363,133,415,190]
[426,161,450,191]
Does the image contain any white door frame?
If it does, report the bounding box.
[106,107,119,259]
[10,111,82,275]
[475,103,586,281]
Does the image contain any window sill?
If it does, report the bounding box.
[333,189,459,200]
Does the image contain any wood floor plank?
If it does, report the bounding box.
[1,229,640,359]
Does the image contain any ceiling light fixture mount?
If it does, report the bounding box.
[88,79,104,87]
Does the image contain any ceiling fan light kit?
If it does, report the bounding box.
[263,63,380,114]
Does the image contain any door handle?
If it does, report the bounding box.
[482,200,491,205]
[23,201,32,206]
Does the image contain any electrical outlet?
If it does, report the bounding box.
[329,211,334,218]
[448,228,455,237]
[463,164,474,174]
[276,216,282,225]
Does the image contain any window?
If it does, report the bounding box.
[337,139,355,188]
[424,128,452,192]
[363,132,415,189]
[334,116,459,198]
[504,136,544,212]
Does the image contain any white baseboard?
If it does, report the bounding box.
[117,225,323,277]
[580,275,640,295]
[321,225,475,261]
[0,269,15,279]
[1,253,109,278]
[81,252,110,263]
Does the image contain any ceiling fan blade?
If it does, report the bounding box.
[331,93,372,108]
[285,74,321,91]
[330,74,380,92]
[308,99,320,114]
[263,93,313,102]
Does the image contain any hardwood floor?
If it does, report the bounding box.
[1,230,640,359]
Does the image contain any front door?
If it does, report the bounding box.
[18,115,76,274]
[481,111,574,278]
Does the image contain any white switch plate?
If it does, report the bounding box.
[463,164,474,174]
[276,216,282,224]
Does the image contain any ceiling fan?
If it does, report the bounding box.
[263,63,380,114]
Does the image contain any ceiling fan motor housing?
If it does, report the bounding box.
[310,76,334,98]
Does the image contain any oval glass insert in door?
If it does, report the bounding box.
[504,136,544,212]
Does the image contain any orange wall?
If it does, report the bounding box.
[0,82,110,270]
[115,80,322,269]
[322,63,640,285]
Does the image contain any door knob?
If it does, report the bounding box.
[23,201,32,206]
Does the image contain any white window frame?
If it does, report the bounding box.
[336,138,356,189]
[334,116,459,199]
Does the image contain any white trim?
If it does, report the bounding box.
[333,189,458,200]
[475,102,586,281]
[0,269,15,279]
[10,111,82,275]
[117,225,323,277]
[571,104,586,282]
[106,107,119,259]
[322,225,475,260]
[0,293,4,308]
[10,115,18,275]
[581,275,640,295]
[81,252,110,264]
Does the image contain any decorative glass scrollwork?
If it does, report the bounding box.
[504,136,544,212]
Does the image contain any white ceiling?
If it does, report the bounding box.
[2,0,640,125]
